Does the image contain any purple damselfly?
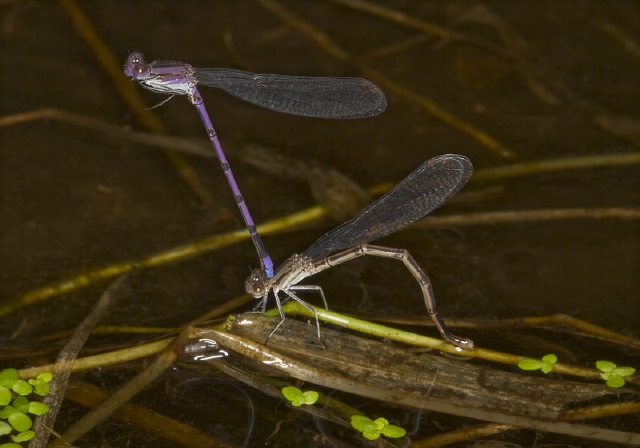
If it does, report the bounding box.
[124,52,387,278]
[245,154,475,350]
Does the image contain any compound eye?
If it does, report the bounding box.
[250,283,264,296]
[133,64,150,79]
[245,269,268,298]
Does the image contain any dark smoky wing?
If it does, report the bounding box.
[194,68,387,119]
[301,155,473,261]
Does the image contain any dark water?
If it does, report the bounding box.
[1,1,638,446]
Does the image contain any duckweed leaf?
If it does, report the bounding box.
[596,360,616,373]
[29,373,53,397]
[11,396,29,413]
[0,369,19,389]
[0,421,11,435]
[11,430,36,442]
[350,415,406,440]
[27,401,50,415]
[596,361,636,388]
[381,422,406,438]
[0,387,11,406]
[11,380,33,396]
[2,407,32,432]
[281,386,318,407]
[518,354,557,374]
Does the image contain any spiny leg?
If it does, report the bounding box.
[264,290,323,344]
[315,244,474,350]
[265,291,287,343]
[289,284,330,311]
[281,289,323,341]
[253,293,269,313]
[146,94,175,110]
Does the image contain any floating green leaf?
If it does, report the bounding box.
[281,386,318,407]
[614,367,636,377]
[0,405,14,418]
[380,422,407,438]
[350,415,406,440]
[11,380,33,396]
[0,369,19,389]
[28,372,53,397]
[604,375,625,388]
[32,382,49,397]
[0,421,12,435]
[27,401,50,415]
[518,359,543,370]
[596,360,616,372]
[350,415,381,440]
[0,443,23,448]
[0,407,32,432]
[11,429,36,442]
[11,396,29,413]
[596,361,636,388]
[0,387,11,407]
[518,353,557,374]
[36,373,53,383]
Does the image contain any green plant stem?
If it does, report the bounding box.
[264,302,602,379]
[18,339,173,379]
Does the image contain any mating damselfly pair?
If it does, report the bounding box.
[125,52,473,350]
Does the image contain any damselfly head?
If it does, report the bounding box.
[245,268,267,298]
[123,52,151,79]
